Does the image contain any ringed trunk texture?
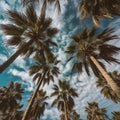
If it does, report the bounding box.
[21,72,46,120]
[0,40,33,73]
[64,100,68,120]
[90,56,120,97]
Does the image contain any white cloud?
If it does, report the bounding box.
[0,1,10,11]
[0,54,8,63]
[14,56,27,69]
[46,0,68,29]
[42,107,59,120]
[8,69,34,91]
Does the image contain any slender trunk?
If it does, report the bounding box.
[0,40,33,73]
[21,72,46,120]
[64,100,68,120]
[90,55,120,97]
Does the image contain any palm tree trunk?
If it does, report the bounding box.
[90,55,120,97]
[21,72,46,120]
[64,100,68,120]
[0,40,33,73]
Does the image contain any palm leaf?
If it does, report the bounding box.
[41,18,52,32]
[6,36,22,46]
[0,24,24,36]
[47,39,58,47]
[55,0,61,13]
[47,28,59,37]
[83,59,90,76]
[69,88,78,97]
[33,73,41,81]
[65,45,76,54]
[92,15,101,27]
[58,100,64,111]
[25,5,37,24]
[7,10,28,27]
[29,65,42,76]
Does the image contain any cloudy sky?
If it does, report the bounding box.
[0,0,120,119]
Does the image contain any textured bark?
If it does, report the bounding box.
[64,101,68,120]
[90,55,120,97]
[21,72,46,120]
[0,40,33,73]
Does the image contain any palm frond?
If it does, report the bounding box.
[41,18,52,32]
[22,0,39,6]
[0,24,24,36]
[65,45,76,54]
[51,95,60,107]
[33,73,41,81]
[69,88,78,97]
[6,36,22,46]
[7,10,28,27]
[58,100,64,111]
[67,96,74,111]
[99,44,120,63]
[29,65,42,76]
[25,5,37,24]
[83,59,90,76]
[51,67,60,77]
[92,15,101,27]
[52,84,59,91]
[47,28,59,37]
[47,39,58,47]
[55,0,61,13]
[41,0,47,17]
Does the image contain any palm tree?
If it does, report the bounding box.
[0,5,58,73]
[85,102,107,120]
[0,82,24,112]
[51,80,78,120]
[79,0,120,26]
[60,109,81,120]
[0,104,23,120]
[21,0,61,13]
[22,56,60,120]
[96,71,120,103]
[66,27,120,96]
[27,90,48,120]
[112,111,120,120]
[0,82,24,120]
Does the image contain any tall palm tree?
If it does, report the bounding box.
[22,56,60,120]
[112,111,120,120]
[0,5,58,73]
[0,82,24,112]
[27,90,48,120]
[85,102,107,120]
[22,0,61,13]
[79,0,120,26]
[0,82,24,120]
[96,71,120,103]
[51,80,78,120]
[66,27,120,96]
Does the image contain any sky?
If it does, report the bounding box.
[0,0,120,120]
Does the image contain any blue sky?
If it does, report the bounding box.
[0,0,120,119]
